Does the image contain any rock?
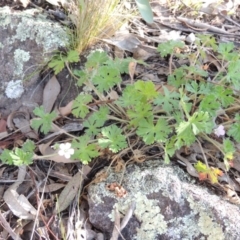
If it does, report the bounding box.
[88,160,240,239]
[0,6,69,117]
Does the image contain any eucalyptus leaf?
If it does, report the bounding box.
[135,0,153,23]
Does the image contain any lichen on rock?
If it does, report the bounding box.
[14,49,30,76]
[88,160,240,239]
[5,80,24,99]
[0,6,69,116]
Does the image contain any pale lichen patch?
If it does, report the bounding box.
[187,194,225,240]
[14,49,30,76]
[198,212,224,240]
[0,7,11,27]
[109,193,167,240]
[7,8,68,50]
[5,80,24,99]
[89,161,240,239]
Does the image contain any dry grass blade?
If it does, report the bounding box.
[0,211,23,240]
[70,0,134,53]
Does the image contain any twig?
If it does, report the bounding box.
[196,138,209,168]
[0,211,23,240]
[110,207,121,240]
[110,201,136,240]
[176,17,236,35]
[120,201,136,230]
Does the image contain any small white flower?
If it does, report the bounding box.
[58,143,74,159]
[214,125,225,137]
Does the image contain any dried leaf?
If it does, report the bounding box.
[45,0,60,6]
[3,166,37,219]
[107,90,119,100]
[128,62,137,84]
[13,116,38,140]
[54,171,83,213]
[0,132,8,141]
[39,183,65,193]
[19,0,30,8]
[38,141,78,163]
[43,76,61,113]
[223,184,240,205]
[0,119,7,133]
[59,100,73,116]
[102,34,141,52]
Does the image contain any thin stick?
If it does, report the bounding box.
[0,211,23,240]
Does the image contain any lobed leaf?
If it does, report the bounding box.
[31,106,57,134]
[98,125,127,153]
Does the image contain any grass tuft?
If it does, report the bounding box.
[68,0,133,53]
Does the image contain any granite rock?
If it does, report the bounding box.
[0,6,69,116]
[88,160,240,239]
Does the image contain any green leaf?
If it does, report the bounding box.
[199,95,221,116]
[157,40,185,58]
[228,123,240,142]
[164,137,178,163]
[0,140,35,166]
[167,67,186,87]
[72,94,92,118]
[0,149,14,165]
[31,106,57,134]
[74,70,88,87]
[117,85,144,107]
[154,86,180,112]
[86,51,109,68]
[186,81,213,95]
[223,138,235,157]
[72,135,99,164]
[92,66,122,93]
[176,111,213,147]
[22,140,35,152]
[226,64,240,90]
[176,121,196,147]
[135,0,153,24]
[214,85,234,108]
[183,65,208,78]
[48,57,65,75]
[105,57,134,74]
[197,34,218,51]
[136,118,171,144]
[98,125,127,153]
[194,161,207,172]
[83,106,109,136]
[134,80,158,101]
[12,148,34,166]
[67,50,79,63]
[189,111,213,134]
[127,103,153,127]
[218,42,234,60]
